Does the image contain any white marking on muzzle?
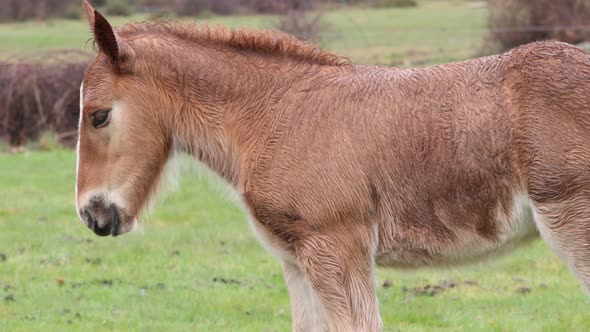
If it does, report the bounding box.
[75,82,84,222]
[75,95,131,225]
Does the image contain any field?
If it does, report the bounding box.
[0,0,486,65]
[1,0,590,331]
[1,150,589,331]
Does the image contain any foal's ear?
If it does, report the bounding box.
[82,0,95,26]
[83,0,121,65]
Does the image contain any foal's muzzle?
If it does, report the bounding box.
[80,196,125,237]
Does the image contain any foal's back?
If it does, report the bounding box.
[250,41,590,268]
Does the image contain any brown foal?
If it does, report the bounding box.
[76,1,590,330]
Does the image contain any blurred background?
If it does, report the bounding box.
[2,0,590,147]
[1,1,590,331]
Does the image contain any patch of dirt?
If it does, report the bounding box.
[401,279,475,297]
[96,279,113,286]
[516,286,532,294]
[84,257,102,265]
[68,278,118,289]
[512,275,527,283]
[399,277,539,297]
[382,279,394,288]
[212,277,241,285]
[60,235,93,244]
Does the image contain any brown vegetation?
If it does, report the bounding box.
[0,0,76,22]
[275,10,327,43]
[0,50,91,146]
[0,0,421,20]
[486,0,590,52]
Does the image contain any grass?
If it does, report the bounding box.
[0,150,589,331]
[0,0,487,65]
[1,1,588,330]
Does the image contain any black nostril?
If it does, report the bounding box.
[81,198,119,237]
[83,209,110,236]
[83,209,96,230]
[88,211,111,237]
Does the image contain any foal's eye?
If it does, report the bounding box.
[91,110,111,128]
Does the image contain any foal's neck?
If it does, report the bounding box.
[166,46,328,192]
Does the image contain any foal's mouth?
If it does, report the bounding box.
[80,196,134,237]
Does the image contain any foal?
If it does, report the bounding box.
[76,1,590,330]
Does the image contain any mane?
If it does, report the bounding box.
[116,21,350,67]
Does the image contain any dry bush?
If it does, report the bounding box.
[105,0,133,16]
[91,0,108,6]
[375,0,417,8]
[486,0,590,52]
[276,10,327,43]
[174,0,210,16]
[133,0,169,9]
[174,0,240,16]
[174,0,316,16]
[63,3,83,20]
[246,0,289,14]
[253,0,314,13]
[0,0,76,22]
[0,50,91,146]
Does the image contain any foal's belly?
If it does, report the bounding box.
[375,192,539,268]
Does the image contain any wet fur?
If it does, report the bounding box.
[77,2,590,330]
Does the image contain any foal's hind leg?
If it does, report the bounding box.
[295,231,382,332]
[533,197,590,291]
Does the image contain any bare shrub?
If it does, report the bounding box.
[147,9,171,20]
[0,50,91,146]
[276,10,327,43]
[375,0,417,8]
[174,0,317,16]
[246,0,289,14]
[92,0,108,6]
[174,0,241,16]
[174,0,209,16]
[134,0,170,10]
[486,0,590,52]
[105,0,132,16]
[0,0,76,22]
[31,131,63,151]
[210,0,239,15]
[63,3,82,20]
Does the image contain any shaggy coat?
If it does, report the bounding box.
[76,2,590,331]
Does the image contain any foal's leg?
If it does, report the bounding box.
[295,232,382,332]
[282,260,327,331]
[533,197,590,291]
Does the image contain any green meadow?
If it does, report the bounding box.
[1,150,588,331]
[1,1,589,331]
[0,0,486,65]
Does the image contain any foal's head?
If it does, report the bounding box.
[75,1,345,236]
[76,2,173,236]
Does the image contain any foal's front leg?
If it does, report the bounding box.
[282,260,327,331]
[294,232,382,332]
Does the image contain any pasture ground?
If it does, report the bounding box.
[1,1,589,331]
[0,150,589,331]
